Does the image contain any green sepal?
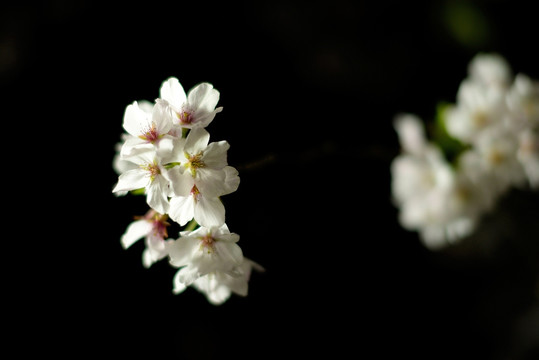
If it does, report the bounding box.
[432,102,469,165]
[130,188,146,196]
[183,219,199,232]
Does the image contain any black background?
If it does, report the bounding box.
[2,1,539,358]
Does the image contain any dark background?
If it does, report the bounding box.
[3,1,538,358]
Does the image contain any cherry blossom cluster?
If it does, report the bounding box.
[391,53,539,250]
[113,78,262,304]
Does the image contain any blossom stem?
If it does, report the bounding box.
[182,128,190,139]
[184,219,199,232]
[164,162,182,169]
[130,188,146,195]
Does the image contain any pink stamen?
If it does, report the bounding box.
[190,185,202,203]
[139,123,160,143]
[178,110,194,125]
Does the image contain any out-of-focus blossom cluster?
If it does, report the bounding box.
[113,78,262,304]
[391,53,539,250]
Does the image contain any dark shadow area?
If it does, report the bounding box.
[2,1,538,359]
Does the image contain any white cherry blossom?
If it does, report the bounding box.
[167,224,243,286]
[120,101,174,158]
[173,258,264,305]
[468,52,512,89]
[120,210,172,268]
[112,149,171,214]
[159,77,222,129]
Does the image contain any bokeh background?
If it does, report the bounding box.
[3,0,538,358]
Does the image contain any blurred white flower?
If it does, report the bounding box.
[392,52,539,250]
[517,129,539,188]
[473,126,527,192]
[445,79,506,144]
[506,74,539,130]
[393,113,428,156]
[468,52,512,89]
[392,115,478,249]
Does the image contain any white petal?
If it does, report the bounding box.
[215,231,240,243]
[152,101,173,134]
[121,220,152,249]
[113,169,149,193]
[155,136,175,162]
[196,168,226,197]
[137,100,154,114]
[168,237,198,267]
[159,77,187,110]
[172,269,187,295]
[214,242,243,267]
[120,137,153,159]
[202,141,229,169]
[145,235,168,262]
[178,265,200,286]
[221,166,240,196]
[206,284,231,305]
[168,195,195,226]
[146,176,170,214]
[195,196,225,228]
[187,83,220,112]
[167,167,194,196]
[142,249,154,268]
[123,101,150,137]
[185,127,210,154]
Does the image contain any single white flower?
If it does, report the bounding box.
[121,210,172,268]
[445,79,507,144]
[473,126,527,192]
[167,126,230,193]
[468,53,512,89]
[168,182,225,228]
[166,162,239,228]
[159,77,222,129]
[173,258,264,305]
[167,224,243,287]
[112,150,171,214]
[120,101,174,158]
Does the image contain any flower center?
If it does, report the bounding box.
[473,111,488,127]
[141,161,161,182]
[136,210,170,238]
[190,185,201,203]
[151,213,170,239]
[178,109,194,125]
[185,152,205,175]
[488,149,505,165]
[139,122,161,143]
[198,234,215,253]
